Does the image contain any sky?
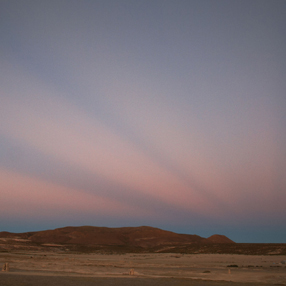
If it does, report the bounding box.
[0,0,286,243]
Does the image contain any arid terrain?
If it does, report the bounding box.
[1,252,286,285]
[1,226,286,285]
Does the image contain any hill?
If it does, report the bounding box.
[27,226,207,247]
[0,225,237,253]
[1,226,285,255]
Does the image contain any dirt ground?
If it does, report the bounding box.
[1,252,286,285]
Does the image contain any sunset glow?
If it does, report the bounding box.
[1,0,285,242]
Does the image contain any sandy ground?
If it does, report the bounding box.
[1,252,286,285]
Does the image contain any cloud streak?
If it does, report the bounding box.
[1,62,210,213]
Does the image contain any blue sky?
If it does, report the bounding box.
[1,0,286,242]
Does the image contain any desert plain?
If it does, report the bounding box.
[1,251,286,286]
